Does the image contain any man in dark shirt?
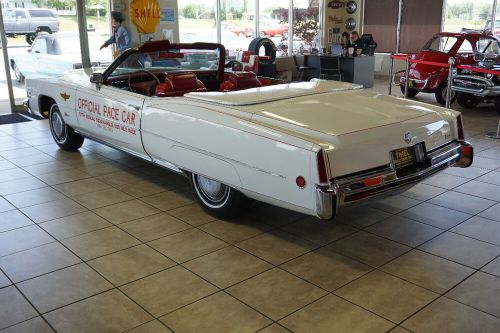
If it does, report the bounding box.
[348,31,364,55]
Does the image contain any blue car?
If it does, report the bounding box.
[10,32,112,82]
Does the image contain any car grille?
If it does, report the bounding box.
[452,76,488,92]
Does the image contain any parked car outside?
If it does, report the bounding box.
[452,37,500,114]
[3,8,60,45]
[259,20,288,37]
[397,31,498,105]
[25,40,473,220]
[10,32,112,82]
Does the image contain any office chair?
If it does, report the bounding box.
[319,56,343,81]
[361,34,378,56]
[293,54,317,81]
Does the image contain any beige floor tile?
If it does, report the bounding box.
[444,165,491,179]
[4,187,66,209]
[471,156,500,170]
[184,246,272,288]
[381,250,474,294]
[327,231,410,267]
[402,297,500,333]
[44,289,152,333]
[93,199,160,224]
[56,153,109,167]
[71,188,133,210]
[0,270,10,288]
[419,232,500,268]
[97,171,153,188]
[335,270,438,322]
[366,215,443,247]
[281,247,372,291]
[39,211,112,240]
[0,147,41,160]
[476,170,500,186]
[429,191,496,215]
[18,263,113,313]
[334,206,392,229]
[9,153,55,167]
[0,225,54,257]
[114,180,169,198]
[0,197,14,212]
[141,190,194,211]
[52,178,111,197]
[77,161,128,177]
[120,266,218,317]
[148,228,228,263]
[257,324,292,333]
[120,213,191,242]
[160,292,271,333]
[21,160,73,176]
[369,195,421,214]
[0,160,18,171]
[61,226,140,260]
[1,316,54,333]
[126,320,173,333]
[0,210,33,232]
[200,219,274,244]
[279,294,394,333]
[399,202,471,230]
[477,147,500,159]
[0,168,32,183]
[36,169,91,186]
[446,272,500,317]
[451,216,500,246]
[88,244,176,286]
[236,230,317,265]
[0,242,81,282]
[454,180,500,201]
[422,173,469,190]
[20,198,87,223]
[480,203,500,222]
[168,204,218,226]
[227,268,327,320]
[401,183,447,201]
[280,218,357,246]
[0,177,47,196]
[482,256,500,277]
[0,286,37,329]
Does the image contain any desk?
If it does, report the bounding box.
[304,55,375,88]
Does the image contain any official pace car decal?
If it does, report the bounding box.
[77,97,138,136]
[60,92,70,101]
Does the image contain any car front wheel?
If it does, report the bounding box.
[435,82,456,106]
[25,33,36,45]
[190,173,251,219]
[457,92,480,109]
[400,85,419,98]
[49,102,84,151]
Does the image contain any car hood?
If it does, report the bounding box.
[186,80,446,136]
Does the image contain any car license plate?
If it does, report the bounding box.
[407,80,414,88]
[391,147,415,169]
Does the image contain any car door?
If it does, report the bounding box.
[13,10,29,33]
[75,83,149,158]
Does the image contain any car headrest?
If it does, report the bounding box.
[166,72,204,91]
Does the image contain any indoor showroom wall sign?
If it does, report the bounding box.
[130,0,161,33]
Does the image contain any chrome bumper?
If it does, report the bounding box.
[452,75,500,97]
[315,140,473,220]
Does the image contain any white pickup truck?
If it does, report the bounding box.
[3,8,60,45]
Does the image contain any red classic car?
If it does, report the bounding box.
[259,21,288,37]
[398,31,498,105]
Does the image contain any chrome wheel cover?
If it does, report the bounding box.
[50,105,67,144]
[193,174,230,209]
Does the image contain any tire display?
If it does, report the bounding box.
[248,37,276,64]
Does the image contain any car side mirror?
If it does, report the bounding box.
[90,73,103,90]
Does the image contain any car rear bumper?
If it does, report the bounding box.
[315,140,473,220]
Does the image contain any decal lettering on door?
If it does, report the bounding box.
[77,98,137,136]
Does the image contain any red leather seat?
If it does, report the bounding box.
[219,72,262,92]
[155,72,207,97]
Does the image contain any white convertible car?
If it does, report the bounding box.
[25,41,473,220]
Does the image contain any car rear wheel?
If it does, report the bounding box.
[25,33,36,45]
[457,93,480,109]
[190,173,251,219]
[435,82,456,106]
[400,85,419,98]
[49,102,84,151]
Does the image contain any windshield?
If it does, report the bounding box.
[108,48,221,78]
[477,38,500,54]
[423,36,458,53]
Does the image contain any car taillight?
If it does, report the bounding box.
[457,115,465,140]
[317,150,329,184]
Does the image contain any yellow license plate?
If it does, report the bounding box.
[392,147,415,169]
[407,80,414,88]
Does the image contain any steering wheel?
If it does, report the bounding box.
[127,69,161,94]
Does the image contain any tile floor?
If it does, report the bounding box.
[0,81,500,332]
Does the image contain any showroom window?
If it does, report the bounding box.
[443,0,494,33]
[178,0,321,57]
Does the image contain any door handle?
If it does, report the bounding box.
[127,104,140,111]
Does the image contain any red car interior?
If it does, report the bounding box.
[155,72,207,97]
[219,72,262,92]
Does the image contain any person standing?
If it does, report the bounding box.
[348,31,364,55]
[100,11,131,57]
